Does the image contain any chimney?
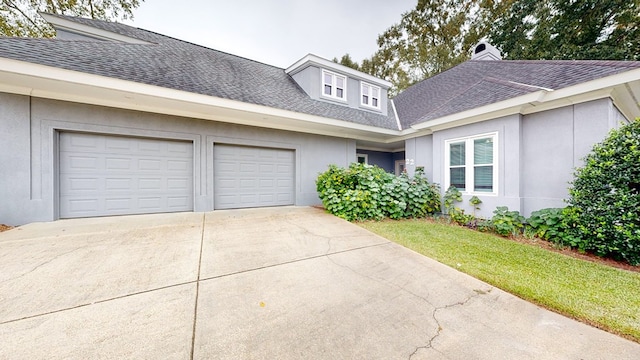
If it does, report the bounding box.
[471,41,502,61]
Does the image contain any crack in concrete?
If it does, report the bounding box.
[409,289,492,359]
[323,251,491,360]
[0,245,90,284]
[282,217,335,255]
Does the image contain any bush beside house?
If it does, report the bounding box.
[567,120,640,265]
[318,120,640,266]
[315,163,440,221]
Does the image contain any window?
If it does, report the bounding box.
[356,153,368,164]
[322,70,346,100]
[361,82,380,109]
[445,133,497,194]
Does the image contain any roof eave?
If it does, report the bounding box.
[409,67,640,133]
[0,57,403,143]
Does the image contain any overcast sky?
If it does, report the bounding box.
[122,0,416,68]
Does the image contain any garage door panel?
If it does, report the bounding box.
[59,132,193,218]
[214,144,294,209]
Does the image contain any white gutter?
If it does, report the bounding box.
[411,66,640,132]
[0,58,403,142]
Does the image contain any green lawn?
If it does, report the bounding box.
[358,219,640,342]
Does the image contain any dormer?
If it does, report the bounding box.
[285,54,392,115]
[40,13,152,44]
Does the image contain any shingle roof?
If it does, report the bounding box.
[0,14,399,130]
[2,14,639,133]
[394,59,640,128]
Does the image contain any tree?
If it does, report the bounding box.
[0,0,143,37]
[332,53,360,71]
[347,0,512,95]
[489,0,640,60]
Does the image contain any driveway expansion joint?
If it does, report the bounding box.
[189,213,206,360]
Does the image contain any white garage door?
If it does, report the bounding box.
[214,144,294,209]
[59,132,193,218]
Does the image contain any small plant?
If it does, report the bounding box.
[469,196,482,217]
[443,186,472,225]
[443,185,462,212]
[491,206,525,237]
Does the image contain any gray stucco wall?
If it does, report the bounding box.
[521,98,618,215]
[406,98,622,218]
[430,114,522,219]
[405,135,434,182]
[290,65,388,115]
[0,93,354,225]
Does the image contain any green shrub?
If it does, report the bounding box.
[316,163,440,221]
[568,120,640,265]
[491,206,525,237]
[526,207,585,249]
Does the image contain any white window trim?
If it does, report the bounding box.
[356,153,368,164]
[444,132,499,196]
[321,69,347,101]
[360,81,381,110]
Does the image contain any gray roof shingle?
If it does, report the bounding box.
[0,14,399,130]
[394,59,640,128]
[2,14,639,132]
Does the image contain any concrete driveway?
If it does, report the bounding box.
[0,207,638,359]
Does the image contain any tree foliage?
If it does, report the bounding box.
[490,0,640,60]
[0,0,143,37]
[568,120,640,265]
[337,0,512,95]
[339,0,639,94]
[332,53,360,71]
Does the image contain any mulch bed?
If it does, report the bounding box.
[507,234,639,273]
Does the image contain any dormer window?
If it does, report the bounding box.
[322,70,346,100]
[361,82,380,109]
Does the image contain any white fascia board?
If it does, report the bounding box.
[611,83,640,121]
[409,67,640,133]
[40,13,151,44]
[543,67,640,103]
[0,58,401,142]
[286,54,392,89]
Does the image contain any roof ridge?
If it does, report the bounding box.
[483,76,553,91]
[500,59,640,67]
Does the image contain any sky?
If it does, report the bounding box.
[122,0,416,68]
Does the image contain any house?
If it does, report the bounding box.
[0,14,639,225]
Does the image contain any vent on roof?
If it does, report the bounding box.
[471,41,502,61]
